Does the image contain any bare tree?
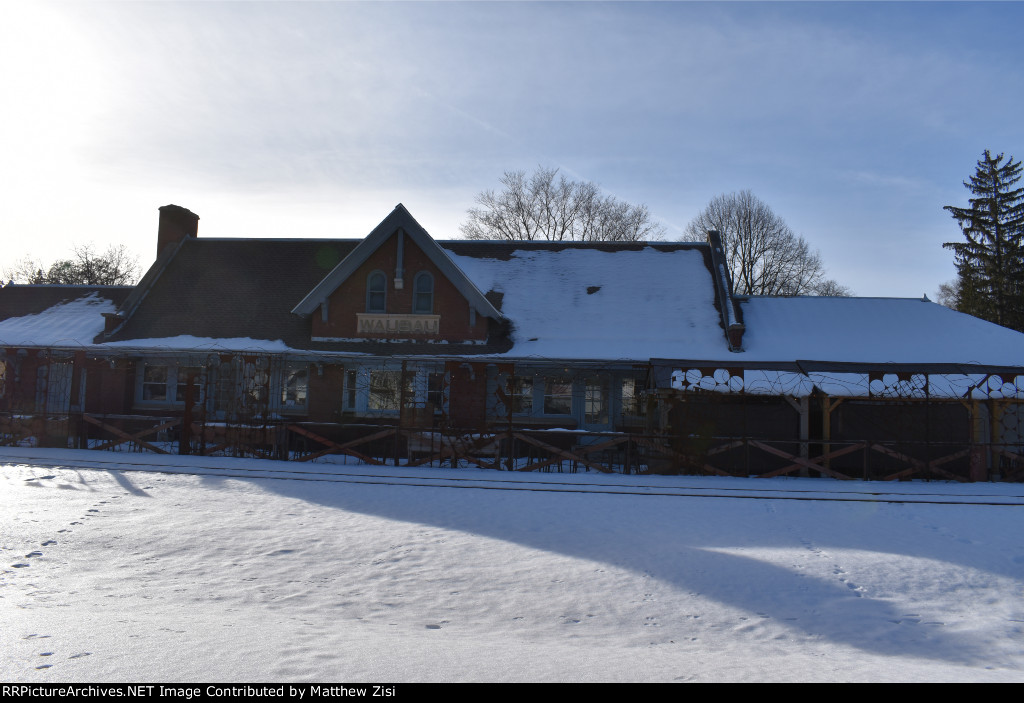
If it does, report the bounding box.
[814,278,854,297]
[3,244,140,285]
[935,278,961,309]
[2,255,48,285]
[682,191,848,296]
[462,166,665,242]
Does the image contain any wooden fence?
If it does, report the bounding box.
[2,410,1020,482]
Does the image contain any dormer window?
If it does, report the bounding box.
[413,271,434,314]
[366,271,387,313]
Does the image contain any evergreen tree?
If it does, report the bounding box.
[943,150,1024,331]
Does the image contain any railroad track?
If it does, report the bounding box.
[4,452,1024,507]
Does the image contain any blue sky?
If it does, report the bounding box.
[1,1,1022,298]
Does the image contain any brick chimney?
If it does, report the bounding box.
[157,204,199,258]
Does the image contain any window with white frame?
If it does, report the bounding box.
[344,369,358,411]
[37,360,73,414]
[240,360,270,414]
[345,365,446,414]
[620,376,648,418]
[542,377,573,415]
[426,371,445,410]
[368,369,412,411]
[279,362,309,412]
[137,362,204,406]
[584,378,609,425]
[141,364,169,401]
[491,371,638,426]
[211,366,236,416]
[176,367,203,403]
[494,374,534,415]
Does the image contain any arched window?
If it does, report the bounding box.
[413,271,434,314]
[366,271,387,313]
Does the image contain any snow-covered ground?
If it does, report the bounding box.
[2,447,1023,683]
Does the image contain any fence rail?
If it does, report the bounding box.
[2,411,1021,482]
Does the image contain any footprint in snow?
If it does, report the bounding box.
[41,541,56,546]
[12,563,30,568]
[25,551,43,558]
[69,652,91,659]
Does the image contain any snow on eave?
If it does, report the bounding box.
[102,336,300,354]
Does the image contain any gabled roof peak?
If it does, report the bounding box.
[291,206,503,321]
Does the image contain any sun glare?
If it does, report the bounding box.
[0,3,108,177]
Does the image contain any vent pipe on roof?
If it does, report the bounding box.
[157,204,200,259]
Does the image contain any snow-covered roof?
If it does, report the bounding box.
[448,245,729,361]
[736,296,1024,368]
[0,291,120,347]
[4,227,1024,375]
